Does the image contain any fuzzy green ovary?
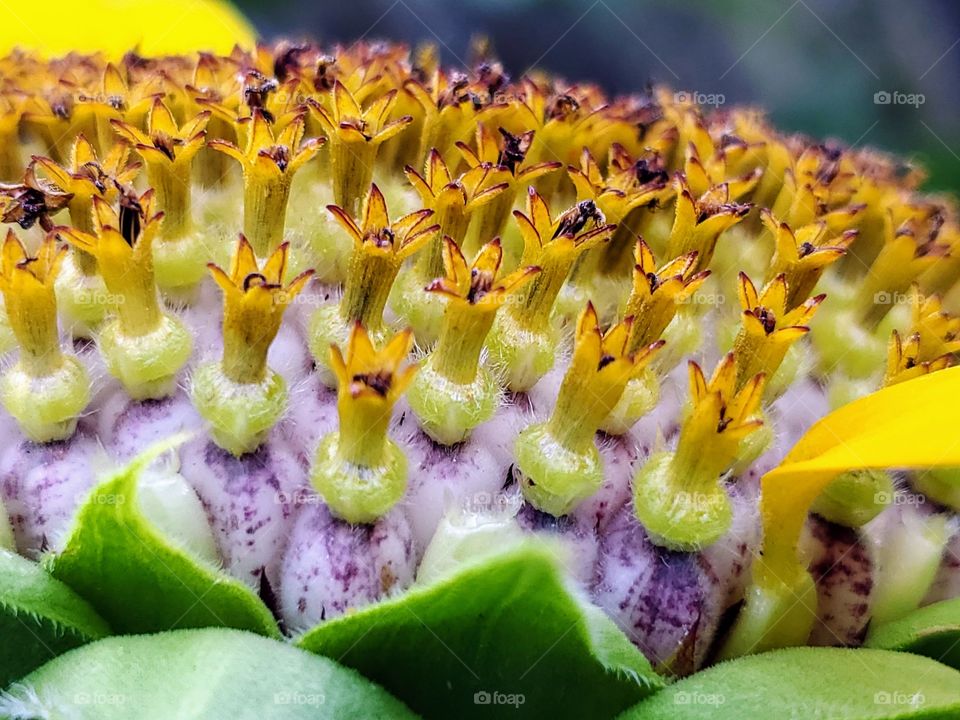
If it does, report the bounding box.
[514,423,603,516]
[99,314,193,400]
[54,252,111,337]
[311,420,408,525]
[0,355,90,442]
[191,362,287,457]
[811,469,894,527]
[408,362,499,445]
[598,368,660,435]
[633,451,734,551]
[912,468,960,511]
[487,250,580,391]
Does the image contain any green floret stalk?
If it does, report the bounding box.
[811,469,894,527]
[408,304,501,445]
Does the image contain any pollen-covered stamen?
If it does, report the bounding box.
[761,209,856,310]
[307,81,412,216]
[733,272,823,392]
[0,231,66,374]
[210,236,313,384]
[33,134,140,238]
[633,353,766,551]
[333,185,438,332]
[308,184,437,383]
[624,239,709,354]
[407,238,538,444]
[210,109,324,257]
[511,191,614,328]
[311,324,418,523]
[0,231,90,442]
[456,124,561,259]
[404,149,508,281]
[665,176,751,271]
[771,143,860,229]
[515,303,663,516]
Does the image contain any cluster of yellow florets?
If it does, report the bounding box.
[0,40,957,527]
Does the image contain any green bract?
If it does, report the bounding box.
[298,545,664,719]
[866,598,960,670]
[621,647,960,719]
[45,442,279,637]
[0,550,110,686]
[0,628,416,719]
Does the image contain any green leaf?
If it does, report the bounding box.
[0,628,417,719]
[297,545,663,720]
[0,549,110,687]
[45,454,279,638]
[621,647,960,719]
[866,598,960,670]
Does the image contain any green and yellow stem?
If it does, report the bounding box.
[408,238,537,444]
[516,304,649,515]
[311,325,417,523]
[193,238,312,456]
[0,231,90,442]
[633,354,765,550]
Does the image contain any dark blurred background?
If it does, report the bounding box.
[235,0,960,192]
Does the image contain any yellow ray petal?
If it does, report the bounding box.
[0,0,256,58]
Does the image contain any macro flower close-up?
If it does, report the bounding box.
[3,0,960,718]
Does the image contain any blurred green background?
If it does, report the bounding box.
[236,0,960,193]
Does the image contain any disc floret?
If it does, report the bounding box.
[307,81,412,216]
[112,99,211,296]
[407,237,538,444]
[309,183,438,384]
[192,237,313,456]
[633,353,765,551]
[600,240,709,434]
[0,230,90,441]
[487,189,614,391]
[210,109,323,257]
[515,303,662,516]
[311,324,418,524]
[392,150,508,343]
[58,189,192,399]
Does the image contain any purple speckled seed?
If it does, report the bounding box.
[278,500,416,630]
[516,500,600,586]
[179,430,307,588]
[0,428,101,557]
[803,514,874,647]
